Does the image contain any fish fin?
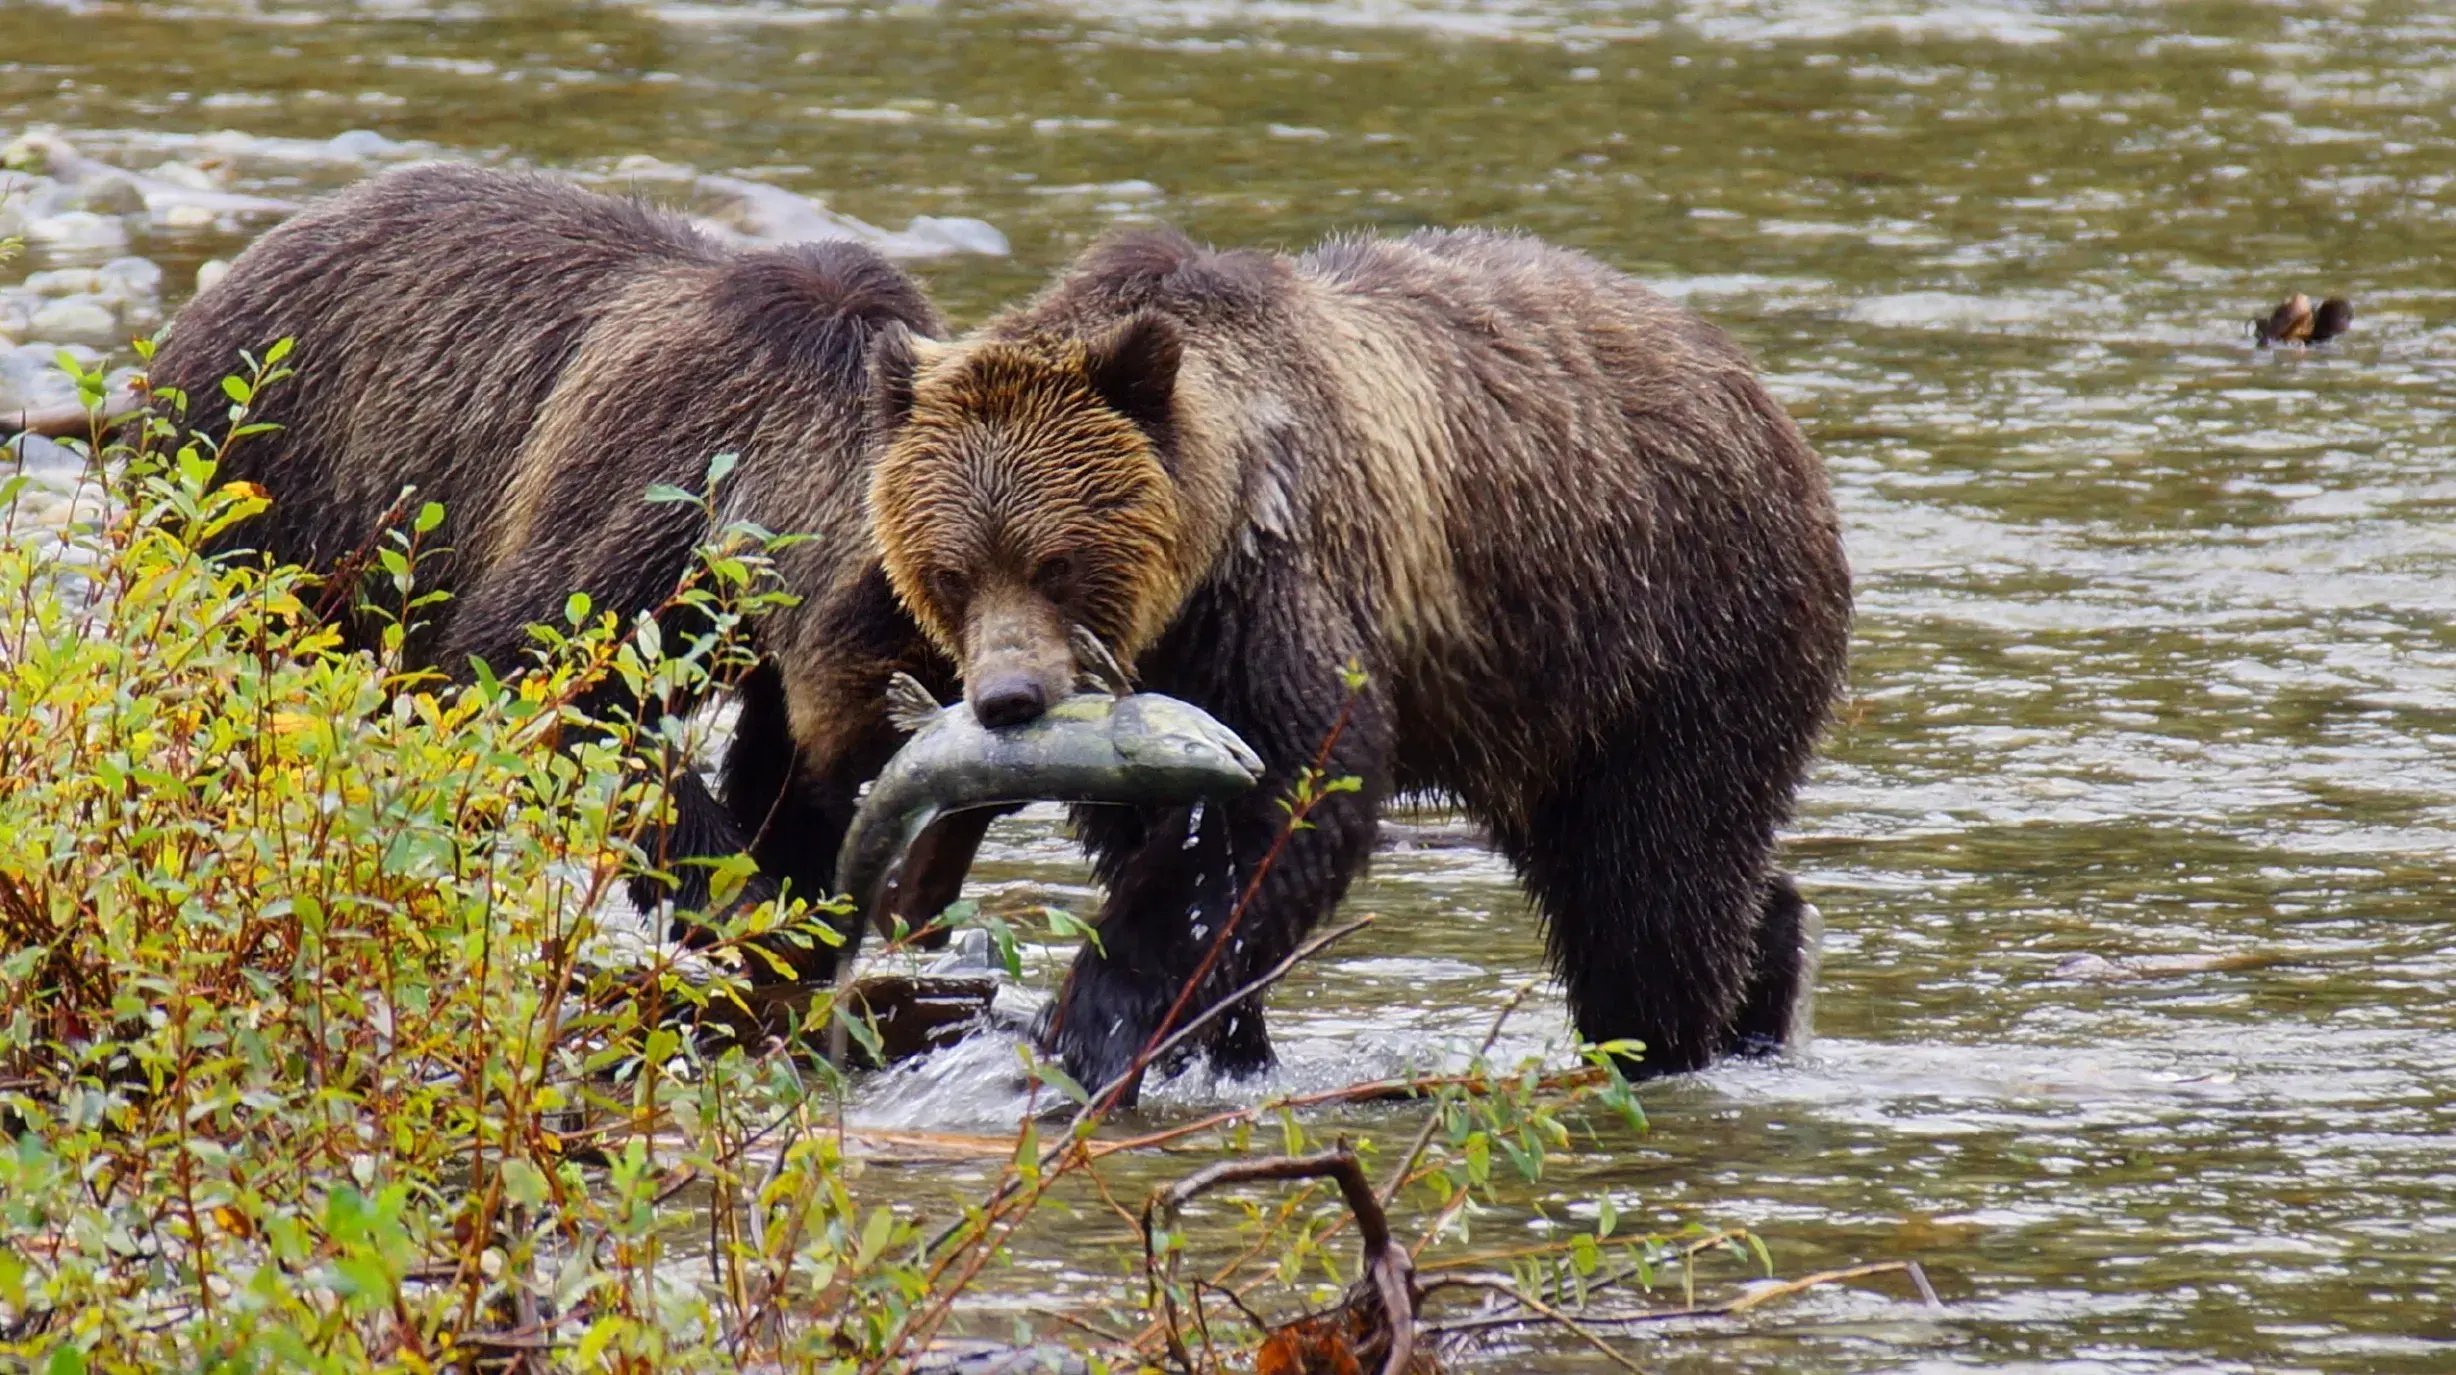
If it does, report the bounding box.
[1069,622,1135,697]
[884,673,943,733]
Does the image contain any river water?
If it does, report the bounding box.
[5,1,2453,1370]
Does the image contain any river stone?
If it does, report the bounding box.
[157,203,218,230]
[5,431,84,481]
[145,160,227,193]
[28,297,122,348]
[0,342,96,414]
[97,256,163,303]
[325,129,402,160]
[193,258,230,295]
[66,172,145,217]
[22,267,104,296]
[23,210,129,255]
[903,215,1011,256]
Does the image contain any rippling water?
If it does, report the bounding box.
[6,1,2452,1368]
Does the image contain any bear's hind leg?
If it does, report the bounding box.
[1502,687,1799,1078]
[1725,871,1818,1057]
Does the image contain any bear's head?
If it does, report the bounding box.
[869,312,1192,728]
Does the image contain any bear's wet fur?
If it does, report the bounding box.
[870,225,1852,1097]
[147,163,957,960]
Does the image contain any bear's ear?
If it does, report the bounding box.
[868,322,945,431]
[1084,311,1182,446]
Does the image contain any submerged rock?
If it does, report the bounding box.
[692,172,1009,260]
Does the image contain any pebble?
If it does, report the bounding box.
[904,214,1010,257]
[28,297,121,348]
[0,343,103,416]
[22,268,103,296]
[97,256,162,299]
[66,173,145,217]
[23,210,130,256]
[5,431,85,479]
[194,259,231,295]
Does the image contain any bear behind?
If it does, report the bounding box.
[148,163,958,953]
[869,225,1851,1095]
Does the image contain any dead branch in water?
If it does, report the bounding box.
[1417,1258,1942,1342]
[1143,1144,1420,1375]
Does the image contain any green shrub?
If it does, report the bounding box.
[0,348,897,1372]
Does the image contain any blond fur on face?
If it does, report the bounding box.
[868,328,1191,672]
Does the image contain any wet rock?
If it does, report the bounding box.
[144,160,227,194]
[903,214,1011,257]
[97,256,163,301]
[325,129,403,161]
[65,172,145,217]
[5,128,293,229]
[28,297,122,349]
[5,430,84,480]
[23,211,130,257]
[0,343,99,415]
[22,268,104,296]
[693,173,1008,260]
[194,259,231,295]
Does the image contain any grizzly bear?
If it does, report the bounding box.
[868,225,1851,1096]
[146,163,973,960]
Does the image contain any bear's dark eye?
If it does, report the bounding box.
[929,569,970,607]
[1034,556,1075,590]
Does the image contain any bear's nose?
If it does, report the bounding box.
[971,676,1049,729]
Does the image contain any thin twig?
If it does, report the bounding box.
[1420,1259,1925,1339]
[1418,1274,1644,1372]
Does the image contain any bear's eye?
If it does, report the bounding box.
[1033,556,1075,590]
[929,569,970,607]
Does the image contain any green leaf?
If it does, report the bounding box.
[221,375,252,405]
[499,1157,550,1208]
[43,1345,85,1375]
[413,501,444,535]
[705,450,739,486]
[642,483,696,505]
[264,336,294,366]
[1029,1059,1090,1106]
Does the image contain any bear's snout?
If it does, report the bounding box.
[971,673,1050,728]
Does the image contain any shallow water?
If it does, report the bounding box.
[6,0,2454,1368]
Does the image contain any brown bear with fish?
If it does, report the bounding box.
[868,225,1851,1097]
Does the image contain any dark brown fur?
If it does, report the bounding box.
[147,164,956,956]
[871,225,1852,1095]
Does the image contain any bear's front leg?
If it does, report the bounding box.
[1045,685,1388,1104]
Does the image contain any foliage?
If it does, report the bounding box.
[0,351,1784,1373]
